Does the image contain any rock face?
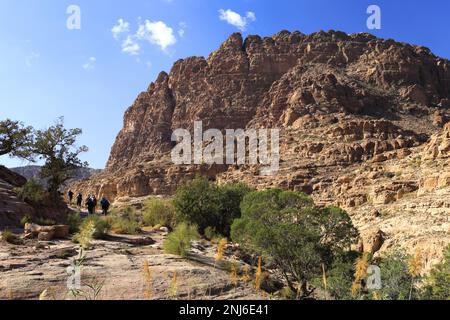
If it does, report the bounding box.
[71,30,450,259]
[0,166,70,228]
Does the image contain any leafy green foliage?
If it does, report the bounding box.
[142,198,178,229]
[0,119,33,158]
[173,177,251,236]
[163,222,199,257]
[75,215,111,241]
[67,212,82,234]
[422,244,450,300]
[15,179,46,204]
[29,117,88,195]
[231,189,359,298]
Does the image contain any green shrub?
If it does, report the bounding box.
[374,251,415,300]
[173,177,221,234]
[109,216,140,235]
[422,244,450,300]
[142,198,177,229]
[173,177,251,235]
[15,179,46,204]
[231,189,358,299]
[1,230,16,244]
[204,226,221,241]
[20,214,32,226]
[77,215,111,240]
[163,223,199,257]
[67,212,82,234]
[73,220,96,249]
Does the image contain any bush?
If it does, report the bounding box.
[163,223,199,257]
[109,216,140,235]
[142,198,177,229]
[204,226,221,241]
[173,177,251,236]
[15,179,46,204]
[20,214,32,226]
[231,189,359,298]
[67,212,82,234]
[1,230,16,244]
[422,244,450,300]
[78,215,111,240]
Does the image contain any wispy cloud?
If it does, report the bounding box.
[218,9,256,31]
[122,36,140,55]
[178,21,187,37]
[111,19,130,40]
[82,57,96,70]
[136,20,177,51]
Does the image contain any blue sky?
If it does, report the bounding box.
[1,0,449,169]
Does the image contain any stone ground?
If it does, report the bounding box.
[0,220,265,300]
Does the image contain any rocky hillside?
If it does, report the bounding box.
[11,165,101,189]
[71,30,450,261]
[0,166,70,227]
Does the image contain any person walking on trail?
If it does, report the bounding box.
[92,195,98,213]
[76,193,83,208]
[100,196,110,216]
[68,190,74,205]
[86,195,95,215]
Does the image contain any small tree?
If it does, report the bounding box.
[422,244,450,300]
[0,119,33,159]
[30,117,88,195]
[231,189,359,298]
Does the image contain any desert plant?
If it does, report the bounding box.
[1,230,16,244]
[20,214,32,226]
[142,198,178,229]
[231,189,359,299]
[15,179,46,204]
[74,215,110,245]
[173,177,221,234]
[109,216,140,235]
[73,220,96,249]
[215,238,228,262]
[163,222,199,257]
[204,227,221,241]
[422,244,450,300]
[67,212,82,234]
[173,177,251,236]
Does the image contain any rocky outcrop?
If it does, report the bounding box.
[0,166,71,228]
[70,30,450,259]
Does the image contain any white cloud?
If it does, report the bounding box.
[82,57,96,70]
[136,20,177,51]
[111,19,130,40]
[178,21,187,37]
[122,36,140,55]
[218,9,256,31]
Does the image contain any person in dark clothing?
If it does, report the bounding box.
[86,196,95,215]
[92,195,98,213]
[68,190,74,204]
[76,193,83,207]
[100,196,110,216]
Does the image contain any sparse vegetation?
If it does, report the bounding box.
[231,189,359,299]
[1,230,16,244]
[15,179,46,204]
[142,198,178,229]
[173,177,251,236]
[422,244,450,300]
[163,222,199,257]
[74,215,110,244]
[67,212,82,234]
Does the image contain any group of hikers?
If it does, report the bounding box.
[67,190,110,215]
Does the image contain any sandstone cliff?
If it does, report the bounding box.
[71,30,450,260]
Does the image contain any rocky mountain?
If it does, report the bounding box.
[10,165,101,189]
[71,30,450,263]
